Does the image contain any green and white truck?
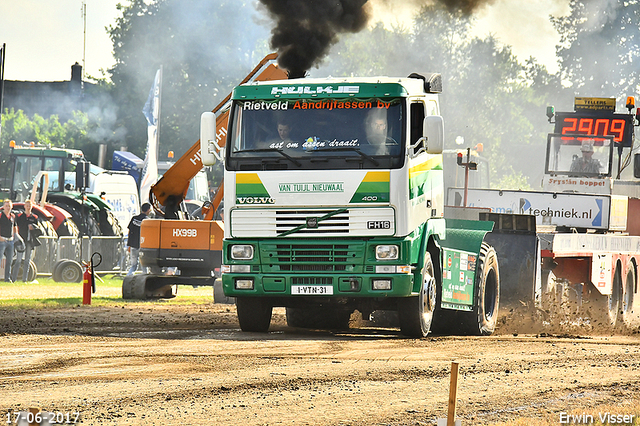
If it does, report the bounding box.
[200,73,500,337]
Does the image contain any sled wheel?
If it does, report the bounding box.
[620,264,636,329]
[591,265,621,329]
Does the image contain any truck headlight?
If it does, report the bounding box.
[375,245,398,260]
[230,244,254,260]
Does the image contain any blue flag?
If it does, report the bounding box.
[140,69,161,205]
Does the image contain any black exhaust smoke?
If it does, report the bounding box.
[259,0,496,77]
[258,0,370,78]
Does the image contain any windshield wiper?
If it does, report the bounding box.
[234,148,301,167]
[315,146,380,166]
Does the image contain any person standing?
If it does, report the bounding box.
[127,202,151,276]
[0,200,16,282]
[14,199,39,282]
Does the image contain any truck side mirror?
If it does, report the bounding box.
[424,115,444,154]
[200,112,220,166]
[635,153,640,178]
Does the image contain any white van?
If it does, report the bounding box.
[90,170,140,236]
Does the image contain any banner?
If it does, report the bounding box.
[139,68,161,205]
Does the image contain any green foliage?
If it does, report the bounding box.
[316,3,556,189]
[553,0,640,102]
[0,109,105,182]
[99,0,639,190]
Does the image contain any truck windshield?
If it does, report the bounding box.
[545,134,614,177]
[226,98,405,170]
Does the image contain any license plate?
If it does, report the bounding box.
[291,285,334,295]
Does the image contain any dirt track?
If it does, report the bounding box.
[1,303,640,425]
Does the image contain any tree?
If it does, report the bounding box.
[107,0,272,163]
[553,0,640,102]
[317,4,554,189]
[0,109,106,183]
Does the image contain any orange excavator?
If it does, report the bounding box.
[122,54,288,299]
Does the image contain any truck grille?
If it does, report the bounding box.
[275,210,349,235]
[260,242,366,273]
[230,207,395,237]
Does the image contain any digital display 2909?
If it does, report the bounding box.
[554,112,634,147]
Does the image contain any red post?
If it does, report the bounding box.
[82,263,92,305]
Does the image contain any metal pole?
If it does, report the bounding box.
[82,2,87,81]
[463,148,470,207]
[0,43,6,142]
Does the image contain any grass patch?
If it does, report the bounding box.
[0,274,215,308]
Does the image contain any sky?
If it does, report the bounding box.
[0,0,570,82]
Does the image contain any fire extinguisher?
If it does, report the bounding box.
[82,261,93,305]
[82,252,101,305]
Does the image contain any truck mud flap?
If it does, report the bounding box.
[479,213,539,309]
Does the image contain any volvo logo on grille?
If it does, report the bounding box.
[306,217,319,228]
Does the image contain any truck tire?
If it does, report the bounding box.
[398,252,436,337]
[53,260,83,283]
[286,307,352,330]
[236,297,272,332]
[462,242,500,336]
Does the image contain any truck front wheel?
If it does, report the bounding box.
[236,297,273,332]
[398,252,436,337]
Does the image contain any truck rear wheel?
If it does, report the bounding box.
[462,242,500,336]
[398,252,436,337]
[236,297,273,332]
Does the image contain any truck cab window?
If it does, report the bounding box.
[410,102,425,154]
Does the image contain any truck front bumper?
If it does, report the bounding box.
[222,272,415,298]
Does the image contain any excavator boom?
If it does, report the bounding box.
[148,53,287,215]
